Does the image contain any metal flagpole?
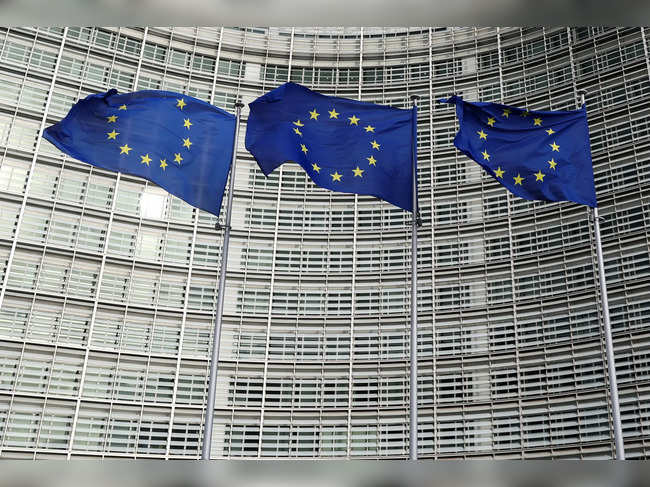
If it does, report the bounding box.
[580,90,625,460]
[409,94,420,460]
[201,101,244,460]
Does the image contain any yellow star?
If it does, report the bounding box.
[535,170,545,182]
[174,153,183,164]
[370,140,380,150]
[513,174,524,185]
[546,128,555,136]
[293,120,304,127]
[107,115,117,123]
[328,108,339,119]
[477,129,487,140]
[352,166,364,177]
[548,158,557,170]
[309,109,320,120]
[331,171,342,182]
[312,163,321,173]
[106,130,119,140]
[487,117,495,127]
[119,144,132,155]
[301,144,308,154]
[502,108,511,118]
[183,118,192,129]
[177,98,186,109]
[364,125,375,133]
[367,155,377,166]
[521,111,529,117]
[140,153,152,166]
[550,141,560,152]
[183,137,192,149]
[533,118,542,126]
[293,127,302,136]
[160,159,168,170]
[118,104,127,110]
[348,115,360,125]
[494,166,504,178]
[482,150,490,161]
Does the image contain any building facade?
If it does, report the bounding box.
[0,26,649,459]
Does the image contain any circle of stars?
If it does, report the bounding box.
[107,97,194,173]
[476,106,562,188]
[293,107,380,184]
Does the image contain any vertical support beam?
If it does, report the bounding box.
[409,94,419,461]
[495,27,526,458]
[345,26,363,458]
[427,27,437,460]
[201,101,244,460]
[256,27,294,458]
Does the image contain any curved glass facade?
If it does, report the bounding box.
[0,26,649,459]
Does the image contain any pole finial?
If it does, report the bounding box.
[410,94,420,101]
[234,101,245,108]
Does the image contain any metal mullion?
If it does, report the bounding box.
[33,74,82,341]
[188,26,200,86]
[64,41,104,350]
[496,26,526,459]
[427,26,436,460]
[405,28,420,460]
[5,38,41,362]
[615,28,637,190]
[317,29,338,456]
[65,30,147,458]
[0,31,32,174]
[132,181,156,412]
[518,28,529,107]
[640,27,650,81]
[164,25,206,458]
[33,332,62,456]
[0,27,9,56]
[256,27,290,459]
[106,28,121,92]
[0,34,22,171]
[209,27,224,109]
[0,306,32,454]
[540,27,553,109]
[567,27,580,107]
[132,400,147,458]
[343,26,362,459]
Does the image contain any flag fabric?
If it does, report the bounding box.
[440,95,598,208]
[245,82,417,211]
[43,89,237,216]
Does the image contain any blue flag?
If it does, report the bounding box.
[441,95,597,207]
[245,82,417,211]
[43,89,236,216]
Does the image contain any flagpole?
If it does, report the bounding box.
[580,90,625,460]
[201,101,244,460]
[409,94,420,461]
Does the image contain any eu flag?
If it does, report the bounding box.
[245,82,417,211]
[43,89,237,216]
[441,95,597,207]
